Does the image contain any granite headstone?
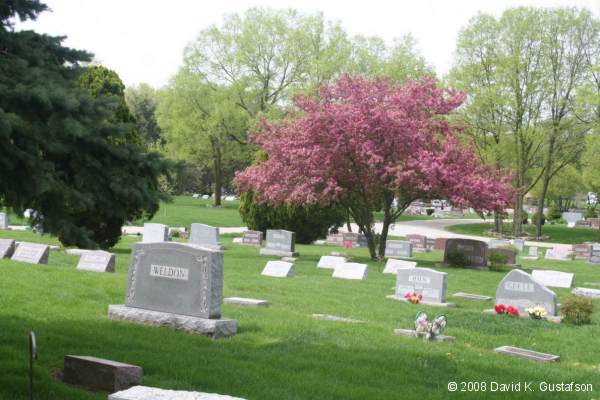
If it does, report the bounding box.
[342,232,368,247]
[261,260,294,278]
[259,229,297,257]
[384,240,413,258]
[444,239,488,267]
[11,242,49,264]
[589,243,600,264]
[77,251,116,273]
[394,267,448,304]
[188,223,221,250]
[142,223,169,243]
[531,270,574,288]
[407,234,428,252]
[332,262,368,280]
[382,259,416,274]
[0,239,15,258]
[317,255,346,269]
[0,212,8,229]
[495,269,557,316]
[241,230,263,246]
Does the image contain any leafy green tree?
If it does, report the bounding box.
[126,83,163,147]
[531,165,584,210]
[0,1,170,249]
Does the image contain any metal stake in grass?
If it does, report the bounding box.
[29,331,37,400]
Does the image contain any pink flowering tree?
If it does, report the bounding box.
[236,75,512,259]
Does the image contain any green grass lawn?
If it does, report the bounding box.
[447,223,600,245]
[1,230,599,399]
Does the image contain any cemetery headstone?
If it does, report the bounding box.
[489,248,517,265]
[383,259,417,274]
[142,223,168,243]
[521,246,539,260]
[531,270,574,288]
[392,267,451,306]
[325,233,344,246]
[188,223,221,250]
[108,242,237,338]
[590,243,600,264]
[573,244,591,260]
[109,386,247,400]
[544,246,571,261]
[434,238,448,251]
[443,239,487,267]
[495,269,557,316]
[11,242,49,264]
[576,220,592,228]
[572,287,600,298]
[259,229,298,257]
[407,234,428,252]
[562,212,584,228]
[588,218,600,229]
[317,255,346,269]
[63,355,142,392]
[76,251,116,273]
[261,260,294,278]
[488,239,511,249]
[495,346,559,363]
[332,262,368,280]
[0,212,9,229]
[384,240,413,258]
[342,232,368,247]
[512,239,525,252]
[241,230,262,246]
[0,239,16,258]
[426,238,436,250]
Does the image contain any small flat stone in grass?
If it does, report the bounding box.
[393,329,455,342]
[281,256,297,262]
[572,287,600,299]
[223,297,270,307]
[452,292,492,301]
[109,385,247,400]
[494,346,559,363]
[312,314,366,323]
[63,355,142,392]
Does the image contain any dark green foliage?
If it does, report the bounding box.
[547,204,562,221]
[521,209,529,224]
[239,191,345,244]
[445,251,468,267]
[0,2,170,249]
[488,250,509,270]
[585,207,597,219]
[561,295,593,325]
[534,211,546,226]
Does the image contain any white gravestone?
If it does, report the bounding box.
[382,259,417,274]
[512,239,525,252]
[188,223,221,250]
[562,212,583,228]
[317,255,346,269]
[0,212,9,229]
[0,239,16,258]
[142,223,169,243]
[496,269,557,316]
[531,270,574,288]
[544,247,571,261]
[76,251,116,273]
[521,246,539,260]
[392,267,450,306]
[489,239,511,249]
[332,263,368,280]
[384,240,413,258]
[11,242,49,264]
[261,260,294,278]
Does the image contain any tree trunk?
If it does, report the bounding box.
[361,224,377,260]
[213,149,222,207]
[494,211,502,233]
[513,195,523,237]
[377,213,392,259]
[535,174,550,239]
[346,209,352,232]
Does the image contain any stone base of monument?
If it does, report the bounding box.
[223,297,269,307]
[394,328,455,342]
[482,309,562,323]
[63,355,142,392]
[109,385,247,400]
[386,295,455,307]
[494,346,560,363]
[259,248,299,257]
[435,262,488,271]
[108,305,237,339]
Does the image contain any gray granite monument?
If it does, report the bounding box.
[444,238,488,267]
[317,255,346,269]
[259,229,297,257]
[77,251,116,273]
[342,232,368,247]
[332,262,368,280]
[382,259,416,274]
[390,267,452,306]
[407,234,428,252]
[384,240,413,258]
[11,242,49,264]
[0,239,16,258]
[188,223,221,250]
[261,260,294,277]
[0,212,8,230]
[241,230,262,246]
[495,269,557,316]
[590,243,600,264]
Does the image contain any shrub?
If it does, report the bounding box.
[426,208,434,216]
[239,191,346,244]
[585,207,597,219]
[488,251,509,270]
[561,295,593,325]
[533,212,546,226]
[547,204,562,221]
[521,209,529,225]
[445,251,468,267]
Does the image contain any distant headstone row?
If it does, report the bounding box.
[259,229,297,257]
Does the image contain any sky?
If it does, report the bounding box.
[15,0,600,88]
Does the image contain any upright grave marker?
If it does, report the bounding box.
[0,239,16,258]
[521,246,539,260]
[562,212,583,228]
[108,242,237,338]
[11,242,49,264]
[573,244,591,260]
[76,251,116,273]
[259,229,298,257]
[434,238,448,251]
[188,223,221,250]
[407,234,428,252]
[590,243,600,264]
[489,248,517,265]
[495,269,557,316]
[512,239,525,252]
[488,239,511,249]
[342,232,368,247]
[241,230,262,246]
[384,240,412,258]
[390,267,452,306]
[0,212,9,229]
[142,223,168,243]
[443,239,487,268]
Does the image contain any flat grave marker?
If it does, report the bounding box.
[495,346,560,363]
[11,242,49,264]
[63,355,142,392]
[531,270,574,288]
[382,259,416,274]
[261,260,294,278]
[0,239,16,258]
[332,263,368,280]
[223,297,269,307]
[109,386,247,400]
[317,255,346,269]
[76,251,115,273]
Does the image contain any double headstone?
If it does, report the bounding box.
[495,269,557,316]
[76,251,116,273]
[142,223,169,243]
[443,239,488,268]
[0,212,8,229]
[259,229,297,257]
[332,263,368,280]
[590,243,600,264]
[241,230,262,246]
[0,239,16,258]
[573,244,591,260]
[188,223,221,250]
[544,246,571,261]
[325,233,344,246]
[384,240,412,258]
[108,242,236,338]
[261,260,294,278]
[11,242,49,264]
[342,232,368,247]
[393,268,449,306]
[407,234,428,252]
[383,259,416,274]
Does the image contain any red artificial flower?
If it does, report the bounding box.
[494,304,506,314]
[343,241,352,249]
[507,306,519,316]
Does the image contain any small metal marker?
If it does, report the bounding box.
[29,331,37,400]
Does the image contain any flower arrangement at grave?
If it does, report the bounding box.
[343,241,353,249]
[415,311,447,341]
[526,306,547,320]
[494,304,519,316]
[404,292,423,304]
